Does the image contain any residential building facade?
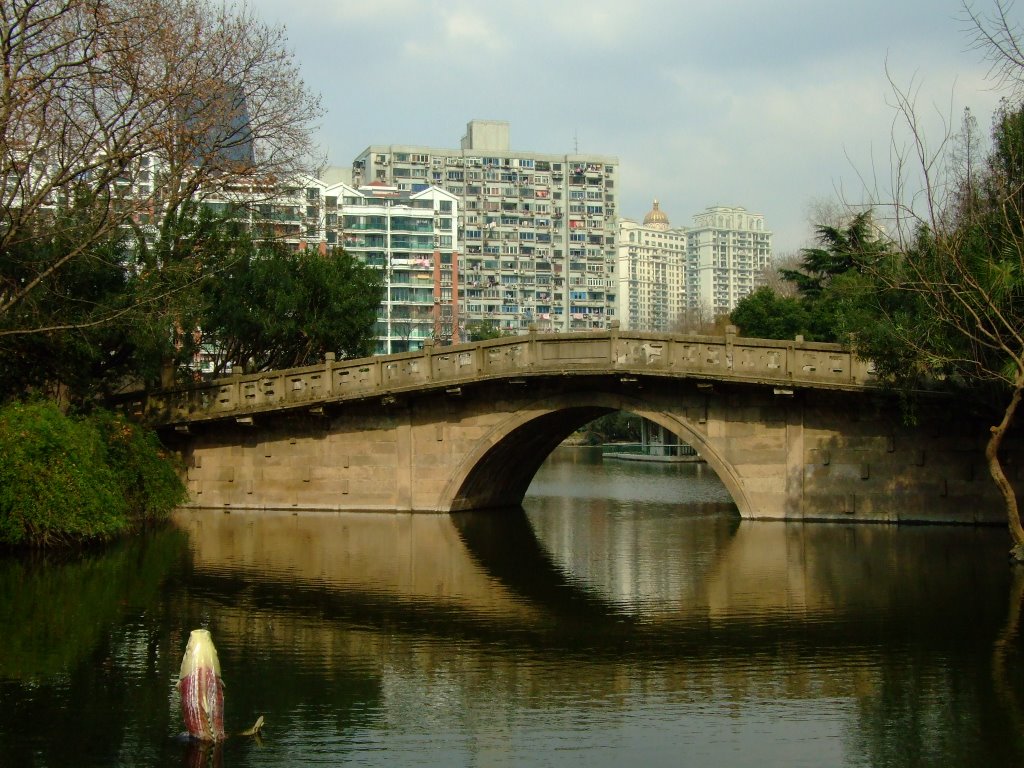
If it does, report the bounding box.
[617,201,687,331]
[352,120,619,335]
[617,202,773,332]
[323,182,460,355]
[687,205,772,317]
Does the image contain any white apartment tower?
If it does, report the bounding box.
[352,120,619,335]
[617,202,772,331]
[687,205,772,316]
[617,201,687,331]
[324,182,460,355]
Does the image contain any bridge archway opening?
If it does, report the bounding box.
[444,392,751,515]
[448,405,615,512]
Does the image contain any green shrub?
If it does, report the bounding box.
[0,401,185,547]
[89,410,186,525]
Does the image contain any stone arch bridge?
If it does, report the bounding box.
[135,328,1008,524]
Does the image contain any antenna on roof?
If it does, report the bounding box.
[573,129,579,154]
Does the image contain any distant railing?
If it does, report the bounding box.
[132,326,877,427]
[601,443,698,457]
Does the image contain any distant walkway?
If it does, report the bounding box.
[601,442,705,464]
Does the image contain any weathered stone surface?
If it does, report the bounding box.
[161,378,1015,524]
[140,332,1019,523]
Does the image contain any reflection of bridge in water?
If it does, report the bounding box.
[148,329,1009,523]
[174,506,1014,742]
[174,506,1010,645]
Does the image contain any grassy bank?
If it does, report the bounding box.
[0,400,186,548]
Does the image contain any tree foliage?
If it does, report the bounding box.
[581,411,642,445]
[199,244,384,374]
[464,320,506,342]
[730,27,1024,559]
[729,287,812,340]
[0,203,240,400]
[0,200,386,400]
[883,97,1024,559]
[730,212,888,343]
[851,12,1024,560]
[0,218,136,400]
[779,212,887,300]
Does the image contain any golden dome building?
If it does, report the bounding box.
[618,201,772,332]
[642,199,671,231]
[617,200,688,331]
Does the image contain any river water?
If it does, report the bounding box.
[1,447,1022,767]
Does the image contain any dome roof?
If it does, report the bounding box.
[643,199,670,230]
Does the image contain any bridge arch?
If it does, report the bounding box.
[160,330,1008,524]
[442,390,751,515]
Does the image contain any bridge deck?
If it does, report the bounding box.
[136,329,877,427]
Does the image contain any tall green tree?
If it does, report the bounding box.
[729,287,812,340]
[869,39,1024,559]
[779,211,885,300]
[731,212,889,343]
[199,245,384,375]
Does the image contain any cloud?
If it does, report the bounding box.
[242,0,1007,252]
[403,8,509,57]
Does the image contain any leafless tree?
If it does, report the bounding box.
[670,303,716,334]
[757,251,802,297]
[802,197,849,238]
[966,0,1024,98]
[0,0,321,333]
[871,1,1024,559]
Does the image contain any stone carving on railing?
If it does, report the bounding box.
[134,329,876,426]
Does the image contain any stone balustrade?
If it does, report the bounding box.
[136,327,876,427]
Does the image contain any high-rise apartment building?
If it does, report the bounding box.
[617,201,687,331]
[352,120,619,335]
[324,182,461,355]
[617,202,772,331]
[687,205,772,317]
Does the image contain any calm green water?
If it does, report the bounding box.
[1,447,1022,767]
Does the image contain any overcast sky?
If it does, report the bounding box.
[245,0,1009,254]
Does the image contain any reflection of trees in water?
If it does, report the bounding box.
[0,528,188,680]
[0,527,190,766]
[993,570,1024,745]
[847,538,1024,767]
[852,627,1024,767]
